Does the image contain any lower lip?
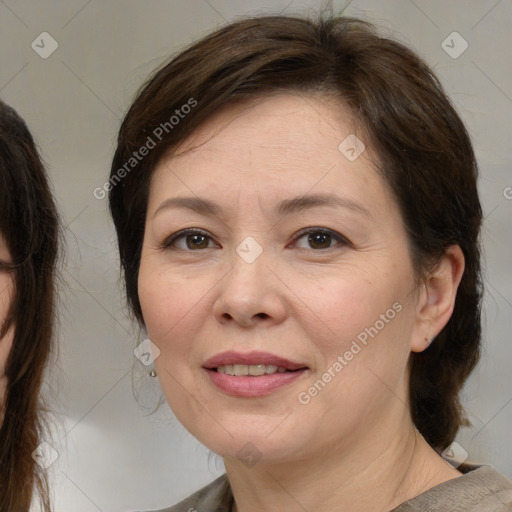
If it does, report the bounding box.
[203,368,308,397]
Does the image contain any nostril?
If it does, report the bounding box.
[219,311,270,325]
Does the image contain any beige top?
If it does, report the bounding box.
[143,463,512,512]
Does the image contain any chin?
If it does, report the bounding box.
[186,418,312,466]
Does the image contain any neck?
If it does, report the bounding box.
[224,420,461,512]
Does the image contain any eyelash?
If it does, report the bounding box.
[161,227,351,252]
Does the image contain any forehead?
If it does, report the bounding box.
[148,93,390,214]
[172,92,359,162]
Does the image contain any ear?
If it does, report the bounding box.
[410,245,465,353]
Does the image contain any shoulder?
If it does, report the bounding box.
[393,463,512,511]
[135,474,233,512]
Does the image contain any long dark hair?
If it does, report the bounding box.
[109,15,482,451]
[0,100,60,512]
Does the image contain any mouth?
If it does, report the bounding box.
[202,351,309,397]
[214,364,299,376]
[203,350,307,373]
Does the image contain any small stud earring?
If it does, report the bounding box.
[425,336,433,345]
[149,368,157,377]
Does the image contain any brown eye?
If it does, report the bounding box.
[307,232,332,249]
[292,228,348,250]
[186,233,210,250]
[162,229,217,251]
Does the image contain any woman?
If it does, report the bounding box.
[0,100,59,511]
[109,15,512,512]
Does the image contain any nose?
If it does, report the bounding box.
[212,246,287,328]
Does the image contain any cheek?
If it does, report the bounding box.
[137,260,215,353]
[301,274,415,400]
[293,267,417,414]
[294,266,412,346]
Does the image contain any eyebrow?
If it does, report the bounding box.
[154,196,221,218]
[153,193,372,219]
[276,193,372,218]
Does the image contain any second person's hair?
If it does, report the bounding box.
[0,100,60,512]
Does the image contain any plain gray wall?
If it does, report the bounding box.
[1,1,511,510]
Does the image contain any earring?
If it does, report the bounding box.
[425,336,434,345]
[149,368,157,377]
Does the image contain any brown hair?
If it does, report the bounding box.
[109,15,482,451]
[0,100,60,511]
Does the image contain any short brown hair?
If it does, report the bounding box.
[0,100,60,512]
[109,15,482,451]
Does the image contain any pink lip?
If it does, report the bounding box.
[203,351,306,370]
[202,351,309,398]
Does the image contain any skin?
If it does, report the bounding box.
[0,235,14,420]
[138,93,465,512]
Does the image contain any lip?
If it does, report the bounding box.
[203,351,306,370]
[202,351,309,398]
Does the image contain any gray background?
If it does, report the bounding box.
[1,0,511,511]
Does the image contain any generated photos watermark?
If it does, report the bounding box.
[93,97,198,200]
[441,31,468,59]
[441,441,469,469]
[31,32,59,59]
[338,134,366,161]
[237,441,263,468]
[134,338,161,366]
[297,301,403,405]
[32,441,59,469]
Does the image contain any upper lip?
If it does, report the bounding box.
[203,351,307,371]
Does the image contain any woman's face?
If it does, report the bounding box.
[138,93,424,464]
[0,235,14,411]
